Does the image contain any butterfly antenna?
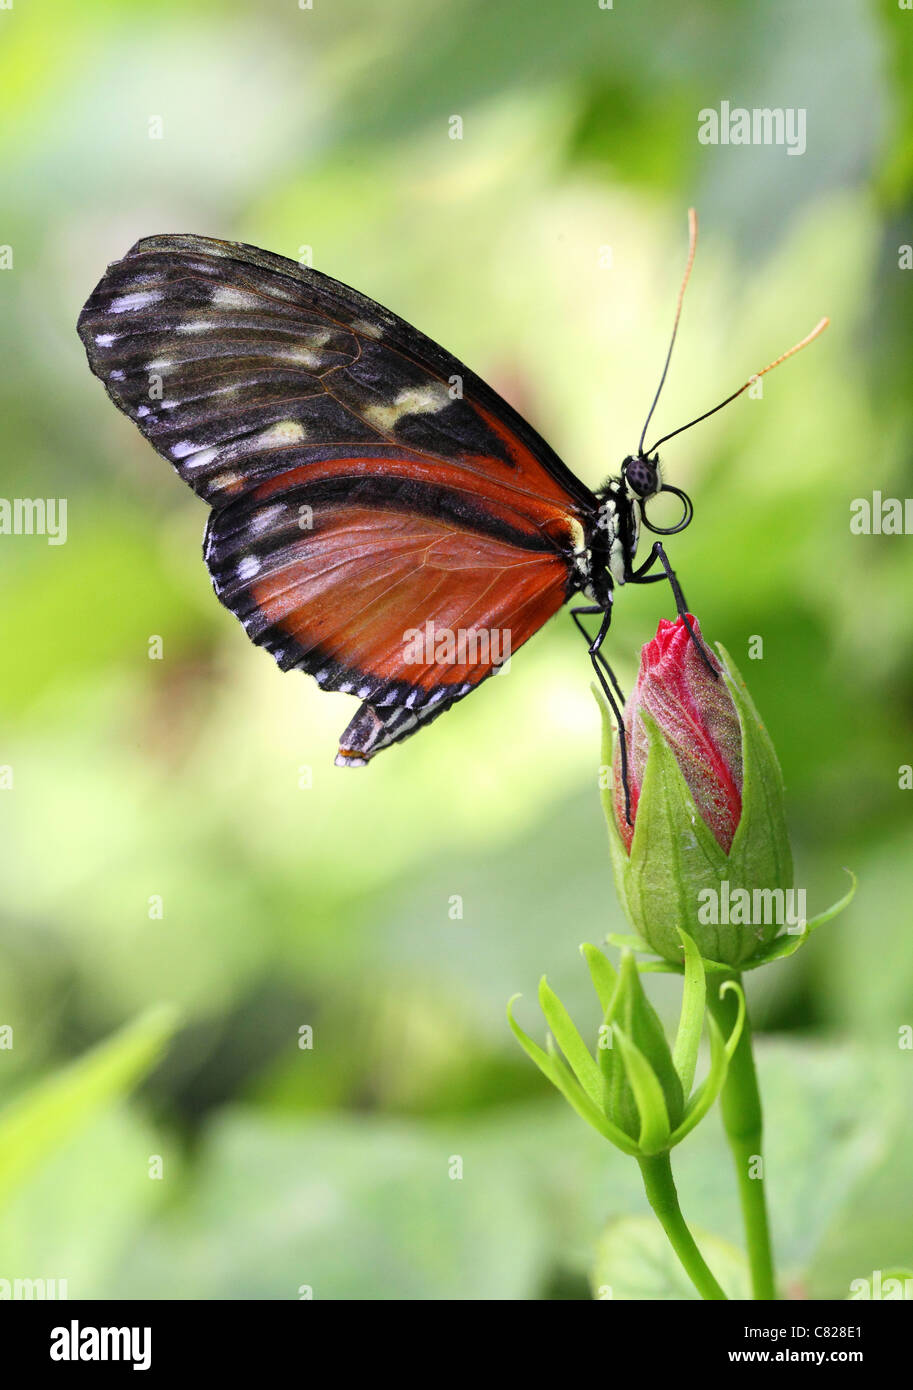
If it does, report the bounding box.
[637,207,699,457]
[644,315,830,454]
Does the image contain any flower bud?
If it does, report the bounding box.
[600,615,794,968]
[612,616,742,854]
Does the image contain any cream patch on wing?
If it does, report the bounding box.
[566,517,586,551]
[349,318,383,340]
[363,383,452,432]
[258,420,306,446]
[210,286,264,310]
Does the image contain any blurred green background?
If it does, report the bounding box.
[1,0,912,1300]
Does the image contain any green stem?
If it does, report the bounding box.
[637,1151,727,1299]
[707,973,777,1300]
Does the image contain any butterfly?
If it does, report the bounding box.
[77,214,826,816]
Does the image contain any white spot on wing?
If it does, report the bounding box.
[172,442,220,471]
[237,556,261,581]
[251,504,286,533]
[108,290,161,313]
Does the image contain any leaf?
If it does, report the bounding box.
[0,1108,170,1297]
[0,1006,177,1209]
[89,1040,906,1300]
[591,1215,751,1300]
[116,1110,551,1301]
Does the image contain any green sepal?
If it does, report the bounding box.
[622,871,858,975]
[601,951,684,1137]
[612,1026,671,1154]
[634,954,729,974]
[735,869,857,969]
[621,710,733,964]
[580,942,619,1013]
[537,975,604,1111]
[594,684,637,929]
[579,945,624,1128]
[672,928,706,1096]
[506,996,640,1154]
[606,932,653,953]
[715,645,793,963]
[668,980,745,1147]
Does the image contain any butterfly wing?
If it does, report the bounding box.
[205,466,573,761]
[78,234,594,760]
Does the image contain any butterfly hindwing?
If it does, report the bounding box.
[335,692,467,767]
[78,234,593,761]
[204,465,572,718]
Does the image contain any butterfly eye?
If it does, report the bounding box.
[622,454,659,498]
[641,484,694,535]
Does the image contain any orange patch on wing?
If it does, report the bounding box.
[249,503,569,691]
[252,452,584,552]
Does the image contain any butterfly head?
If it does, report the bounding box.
[621,452,662,500]
[620,453,694,537]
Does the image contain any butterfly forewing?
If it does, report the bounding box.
[77,235,594,761]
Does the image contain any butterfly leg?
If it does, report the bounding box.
[570,602,633,826]
[629,542,718,677]
[570,605,626,705]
